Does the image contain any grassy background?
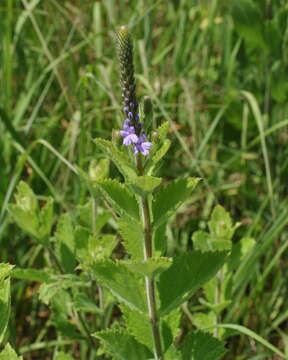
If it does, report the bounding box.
[1,0,288,358]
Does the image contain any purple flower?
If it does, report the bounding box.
[133,134,152,156]
[119,120,139,145]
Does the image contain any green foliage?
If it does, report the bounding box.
[158,251,227,315]
[11,268,51,283]
[55,214,77,273]
[123,257,172,279]
[95,330,153,360]
[8,181,53,246]
[128,176,162,196]
[192,205,240,251]
[4,1,287,358]
[153,178,200,227]
[121,305,153,350]
[118,217,144,259]
[181,331,226,360]
[97,179,140,220]
[0,264,14,281]
[38,275,89,305]
[0,344,22,360]
[91,260,147,312]
[0,278,11,344]
[54,352,74,360]
[93,139,136,181]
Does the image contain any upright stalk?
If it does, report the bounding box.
[137,157,164,360]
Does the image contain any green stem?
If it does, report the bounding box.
[137,157,164,360]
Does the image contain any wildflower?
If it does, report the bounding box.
[134,135,152,156]
[117,25,152,156]
[119,119,138,145]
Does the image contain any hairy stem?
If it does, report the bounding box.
[137,157,164,360]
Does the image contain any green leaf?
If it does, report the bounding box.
[192,312,216,334]
[95,330,152,360]
[153,178,200,227]
[54,352,74,360]
[8,181,53,245]
[181,331,226,360]
[91,260,146,312]
[73,293,101,314]
[93,138,136,180]
[97,179,139,220]
[0,344,22,360]
[39,198,54,241]
[158,251,227,315]
[157,121,170,142]
[230,0,267,51]
[129,176,162,195]
[118,217,144,259]
[11,268,51,283]
[75,227,117,266]
[55,214,77,273]
[121,305,153,350]
[153,221,167,255]
[8,181,39,240]
[162,308,181,351]
[88,158,110,181]
[152,139,171,165]
[193,205,240,251]
[0,278,11,344]
[0,264,14,281]
[123,258,172,279]
[38,275,89,305]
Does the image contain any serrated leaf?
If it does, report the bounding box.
[97,179,139,220]
[129,175,162,195]
[38,275,89,305]
[123,258,172,279]
[11,268,51,283]
[95,330,152,360]
[91,260,146,312]
[55,214,76,273]
[157,121,170,141]
[181,331,226,360]
[121,305,153,350]
[152,139,171,165]
[0,278,11,344]
[153,178,200,227]
[118,217,144,259]
[158,251,227,315]
[75,227,117,267]
[0,264,14,281]
[93,138,136,180]
[0,344,22,360]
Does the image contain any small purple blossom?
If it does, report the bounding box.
[133,134,152,156]
[119,120,152,156]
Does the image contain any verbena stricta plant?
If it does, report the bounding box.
[91,25,228,359]
[10,24,286,360]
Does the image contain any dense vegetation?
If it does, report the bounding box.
[1,0,288,359]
